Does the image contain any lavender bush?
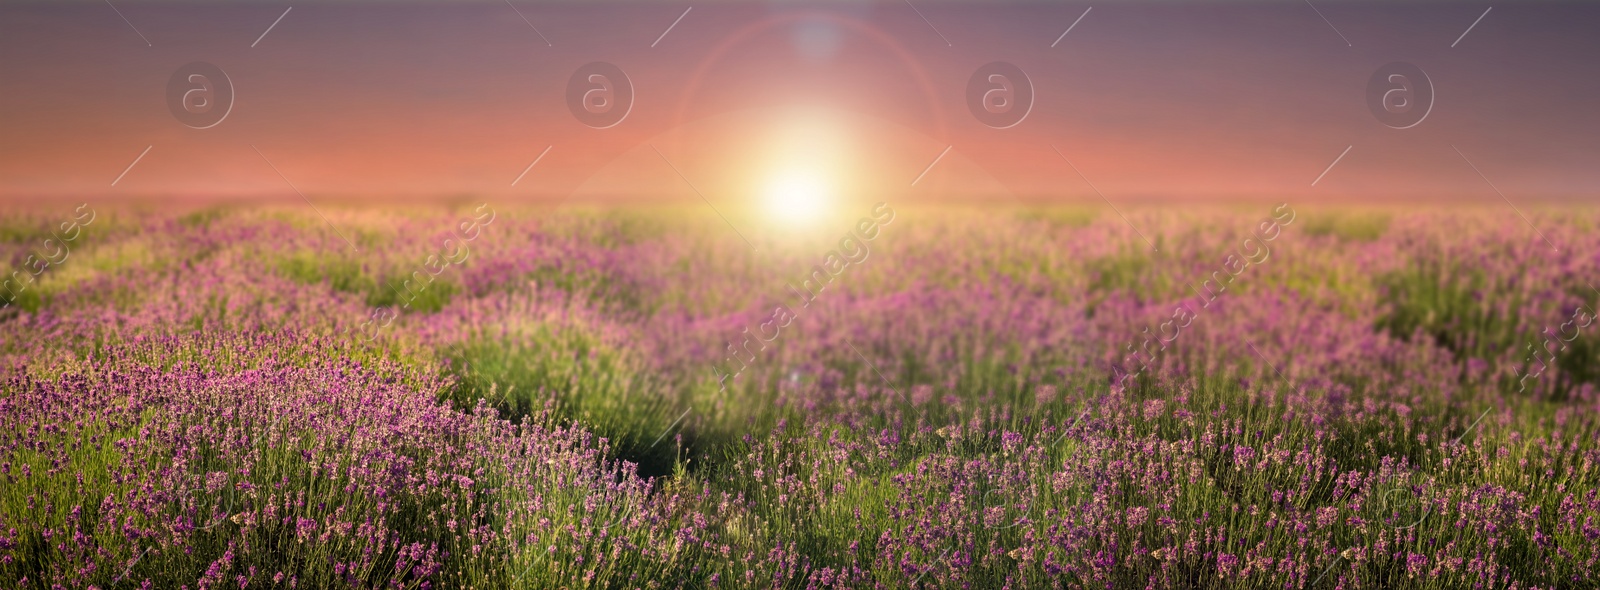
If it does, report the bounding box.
[1,204,1596,589]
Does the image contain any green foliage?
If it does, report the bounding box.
[1088,250,1155,294]
[177,206,230,229]
[276,251,458,313]
[442,326,680,476]
[277,251,373,294]
[524,264,651,315]
[1015,206,1099,229]
[368,276,457,314]
[1084,243,1172,314]
[1375,259,1599,398]
[1303,212,1391,242]
[1375,261,1505,357]
[1,285,43,313]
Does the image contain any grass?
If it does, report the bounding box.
[1302,211,1391,242]
[442,325,684,476]
[276,250,460,313]
[1376,256,1600,397]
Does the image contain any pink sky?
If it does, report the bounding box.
[1,1,1597,204]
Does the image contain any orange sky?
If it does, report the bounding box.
[1,1,1598,204]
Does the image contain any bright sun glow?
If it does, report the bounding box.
[763,171,831,224]
[753,107,855,227]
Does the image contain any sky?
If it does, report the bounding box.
[1,1,1597,206]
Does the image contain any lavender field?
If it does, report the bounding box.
[2,202,1597,589]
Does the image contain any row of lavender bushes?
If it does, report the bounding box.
[1,204,1597,588]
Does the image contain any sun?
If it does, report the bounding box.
[763,170,831,225]
[749,106,854,227]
